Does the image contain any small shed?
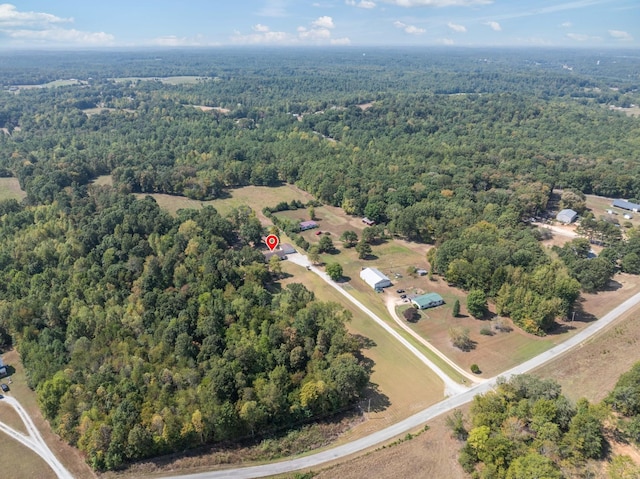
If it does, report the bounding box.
[362,217,375,226]
[416,269,428,276]
[556,209,578,224]
[360,268,392,290]
[411,293,445,310]
[299,220,318,231]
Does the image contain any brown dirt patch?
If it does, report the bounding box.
[0,177,27,202]
[314,412,467,479]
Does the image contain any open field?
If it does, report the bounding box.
[586,193,640,230]
[0,400,27,434]
[82,107,136,116]
[92,176,313,220]
[310,295,640,479]
[279,260,444,439]
[186,105,230,114]
[1,350,96,479]
[0,177,26,201]
[609,105,640,117]
[11,79,87,91]
[313,412,467,479]
[138,185,313,219]
[110,76,210,85]
[0,430,58,479]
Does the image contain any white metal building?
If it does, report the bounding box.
[556,209,578,224]
[360,267,392,290]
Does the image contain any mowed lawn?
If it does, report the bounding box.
[0,431,57,479]
[0,400,27,434]
[279,261,444,439]
[0,177,26,201]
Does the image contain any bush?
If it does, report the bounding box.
[452,299,460,317]
[479,327,493,336]
[494,318,513,333]
[470,364,481,374]
[450,327,474,351]
[403,307,420,322]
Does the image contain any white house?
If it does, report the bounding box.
[360,267,392,290]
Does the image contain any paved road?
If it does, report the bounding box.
[0,396,73,479]
[157,261,640,479]
[287,253,467,396]
[383,296,482,384]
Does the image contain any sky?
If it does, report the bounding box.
[0,0,637,49]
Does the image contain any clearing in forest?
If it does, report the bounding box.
[0,177,26,202]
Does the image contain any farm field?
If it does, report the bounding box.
[0,177,26,201]
[0,400,27,434]
[278,260,445,439]
[82,107,136,116]
[10,79,87,91]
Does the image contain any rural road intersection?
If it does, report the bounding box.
[0,395,73,479]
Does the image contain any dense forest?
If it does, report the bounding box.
[451,366,640,479]
[0,48,639,469]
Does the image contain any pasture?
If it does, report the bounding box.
[110,76,210,85]
[0,177,26,201]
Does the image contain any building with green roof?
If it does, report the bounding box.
[411,293,445,310]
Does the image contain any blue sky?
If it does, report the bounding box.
[0,1,637,49]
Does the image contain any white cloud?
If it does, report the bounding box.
[231,29,292,44]
[0,3,70,27]
[0,3,114,46]
[438,38,454,45]
[312,16,335,29]
[233,15,344,45]
[561,21,572,27]
[393,20,425,34]
[6,28,114,45]
[566,32,589,41]
[485,21,501,31]
[383,0,492,6]
[447,22,466,32]
[346,0,377,7]
[608,29,632,41]
[258,0,289,17]
[150,35,217,47]
[299,27,332,40]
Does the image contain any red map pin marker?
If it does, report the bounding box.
[266,234,279,252]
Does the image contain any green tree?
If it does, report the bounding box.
[467,289,488,319]
[269,254,282,278]
[452,299,460,317]
[326,262,343,281]
[506,452,562,479]
[308,206,316,220]
[308,245,321,265]
[318,235,334,253]
[340,230,358,248]
[355,241,372,259]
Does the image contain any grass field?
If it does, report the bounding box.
[0,400,27,434]
[11,79,87,91]
[0,177,26,202]
[279,261,445,438]
[0,430,58,479]
[1,350,96,479]
[586,193,640,230]
[110,76,210,85]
